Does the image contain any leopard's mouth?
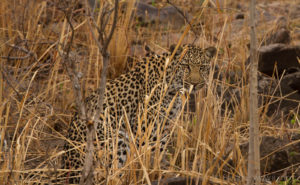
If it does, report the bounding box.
[183,81,196,91]
[192,83,205,91]
[169,91,177,96]
[183,82,206,93]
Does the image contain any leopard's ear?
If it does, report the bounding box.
[205,47,217,58]
[169,44,183,56]
[169,44,176,53]
[145,45,151,52]
[144,45,154,57]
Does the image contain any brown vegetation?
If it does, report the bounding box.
[0,0,299,184]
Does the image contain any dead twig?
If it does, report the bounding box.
[0,43,38,98]
[61,5,87,120]
[166,0,198,38]
[1,44,37,60]
[0,68,22,98]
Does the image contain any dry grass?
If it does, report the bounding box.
[1,0,300,184]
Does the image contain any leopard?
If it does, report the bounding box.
[61,44,216,184]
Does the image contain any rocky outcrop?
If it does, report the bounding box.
[258,44,300,77]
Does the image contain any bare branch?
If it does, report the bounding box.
[64,10,75,61]
[80,1,119,184]
[102,0,119,53]
[102,8,114,30]
[0,43,38,98]
[0,69,22,98]
[59,1,87,119]
[1,44,37,61]
[1,55,31,60]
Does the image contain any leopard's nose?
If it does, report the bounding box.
[188,69,202,82]
[189,76,203,85]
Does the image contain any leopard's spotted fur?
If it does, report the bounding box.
[62,44,216,184]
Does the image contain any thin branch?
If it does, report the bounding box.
[64,10,75,60]
[85,12,104,57]
[1,44,36,61]
[1,55,31,60]
[92,0,119,122]
[7,44,32,53]
[59,2,87,119]
[0,43,39,98]
[166,0,198,37]
[0,69,22,98]
[102,0,119,53]
[102,8,114,30]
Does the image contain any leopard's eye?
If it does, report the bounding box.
[199,65,208,71]
[183,65,190,73]
[181,63,189,68]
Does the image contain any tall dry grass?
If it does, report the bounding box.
[0,0,299,184]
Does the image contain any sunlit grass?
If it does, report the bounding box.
[0,0,299,184]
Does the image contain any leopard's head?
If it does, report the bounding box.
[170,44,217,90]
[144,44,216,94]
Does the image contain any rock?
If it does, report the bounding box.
[241,21,299,118]
[262,73,298,115]
[257,72,300,117]
[213,70,300,119]
[187,64,300,118]
[258,44,300,77]
[237,134,300,178]
[264,28,291,45]
[263,17,291,45]
[284,71,300,92]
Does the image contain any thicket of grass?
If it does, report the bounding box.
[0,0,299,184]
